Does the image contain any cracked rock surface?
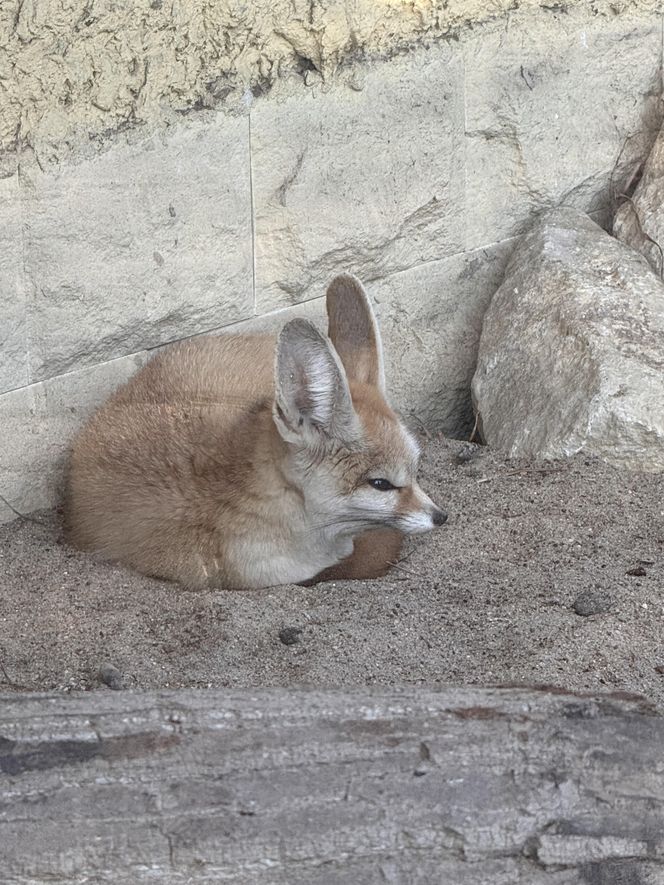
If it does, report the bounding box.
[614,121,664,278]
[2,0,660,165]
[472,207,664,471]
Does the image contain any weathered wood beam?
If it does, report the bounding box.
[1,686,663,884]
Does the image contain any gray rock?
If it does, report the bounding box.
[573,591,613,617]
[614,122,664,278]
[472,207,664,471]
[278,627,303,646]
[99,663,124,690]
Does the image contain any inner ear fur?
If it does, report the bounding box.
[273,318,358,444]
[326,273,386,393]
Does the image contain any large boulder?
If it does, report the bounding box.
[613,122,664,277]
[472,207,664,471]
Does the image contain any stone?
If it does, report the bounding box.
[99,663,124,690]
[251,46,465,310]
[455,444,483,465]
[22,113,253,382]
[278,627,303,646]
[464,7,662,250]
[613,121,664,278]
[472,207,664,471]
[0,352,147,523]
[573,591,613,617]
[0,173,28,393]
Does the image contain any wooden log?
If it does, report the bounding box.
[1,686,663,884]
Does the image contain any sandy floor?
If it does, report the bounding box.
[0,438,662,703]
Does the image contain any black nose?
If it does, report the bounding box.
[432,508,448,526]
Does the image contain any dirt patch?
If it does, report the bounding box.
[1,438,662,702]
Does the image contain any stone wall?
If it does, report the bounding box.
[1,0,662,521]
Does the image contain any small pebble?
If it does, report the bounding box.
[573,590,613,617]
[455,443,481,464]
[99,663,124,690]
[278,626,302,646]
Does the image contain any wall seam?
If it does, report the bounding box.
[248,111,257,316]
[17,153,32,387]
[660,10,664,99]
[462,28,468,255]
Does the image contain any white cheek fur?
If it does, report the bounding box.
[397,511,435,534]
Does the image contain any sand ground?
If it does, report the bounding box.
[0,438,662,704]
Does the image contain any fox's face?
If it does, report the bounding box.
[273,275,446,541]
[295,383,445,537]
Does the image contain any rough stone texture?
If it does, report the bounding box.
[1,686,663,883]
[21,114,253,381]
[0,173,27,393]
[252,48,465,309]
[252,6,662,309]
[464,7,663,250]
[472,207,664,470]
[373,242,515,436]
[614,121,664,278]
[2,0,660,168]
[0,352,147,523]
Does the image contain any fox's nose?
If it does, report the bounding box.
[432,508,447,526]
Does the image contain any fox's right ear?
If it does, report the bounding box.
[273,319,359,447]
[326,273,386,393]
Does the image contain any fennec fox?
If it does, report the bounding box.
[65,274,446,589]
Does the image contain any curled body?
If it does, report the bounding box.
[65,275,446,589]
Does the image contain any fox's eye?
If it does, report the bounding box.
[367,478,396,492]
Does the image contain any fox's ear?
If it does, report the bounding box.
[273,319,359,446]
[326,273,386,393]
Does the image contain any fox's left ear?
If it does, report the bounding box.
[326,273,386,393]
[273,318,360,447]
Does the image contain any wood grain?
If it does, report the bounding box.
[1,686,663,884]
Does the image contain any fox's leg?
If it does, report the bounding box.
[304,528,404,584]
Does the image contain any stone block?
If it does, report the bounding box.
[0,353,147,523]
[472,208,664,470]
[251,47,465,311]
[372,242,515,436]
[0,173,28,393]
[22,113,253,382]
[464,7,662,250]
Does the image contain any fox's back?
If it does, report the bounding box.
[65,333,278,573]
[113,333,276,410]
